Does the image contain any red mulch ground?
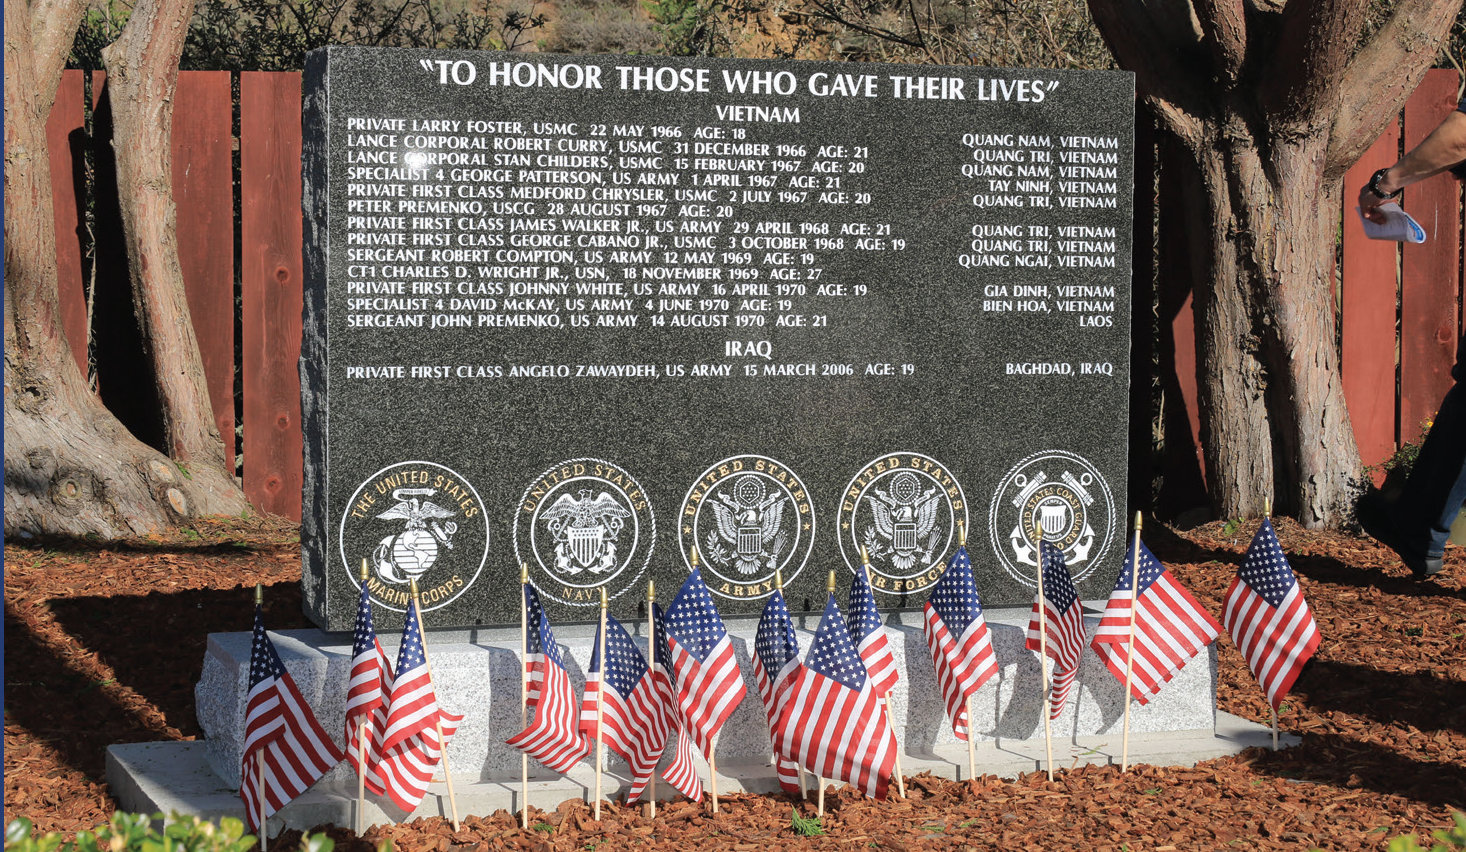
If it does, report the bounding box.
[4,516,1464,850]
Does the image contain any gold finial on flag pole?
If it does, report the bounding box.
[691,547,700,568]
[775,568,784,589]
[827,570,837,593]
[255,583,263,606]
[958,519,966,547]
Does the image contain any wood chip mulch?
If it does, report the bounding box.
[4,515,1464,850]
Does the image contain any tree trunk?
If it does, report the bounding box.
[1089,0,1459,527]
[99,0,246,514]
[4,0,249,538]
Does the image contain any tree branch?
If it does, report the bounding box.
[1194,0,1247,84]
[1327,0,1460,171]
[1087,0,1209,145]
[1257,0,1369,130]
[29,0,88,113]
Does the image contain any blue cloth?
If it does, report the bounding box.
[1393,335,1466,557]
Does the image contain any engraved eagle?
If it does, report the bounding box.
[866,483,942,571]
[540,489,631,575]
[372,488,459,584]
[709,487,787,576]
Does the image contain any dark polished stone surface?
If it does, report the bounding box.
[303,47,1135,630]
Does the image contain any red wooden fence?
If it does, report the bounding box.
[45,68,1466,523]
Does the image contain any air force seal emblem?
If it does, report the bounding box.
[838,453,967,597]
[988,449,1116,588]
[515,458,655,608]
[681,455,814,601]
[338,461,490,613]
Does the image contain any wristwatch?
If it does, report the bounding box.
[1367,167,1402,200]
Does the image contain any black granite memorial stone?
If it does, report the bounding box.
[302,46,1136,631]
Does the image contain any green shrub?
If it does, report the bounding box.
[4,812,332,852]
[1387,812,1466,852]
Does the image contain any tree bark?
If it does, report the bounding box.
[1090,0,1458,527]
[99,0,249,515]
[5,0,249,538]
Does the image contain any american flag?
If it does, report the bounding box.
[240,605,344,832]
[775,594,897,801]
[921,545,998,739]
[847,565,899,697]
[752,588,804,795]
[506,584,588,774]
[345,582,392,794]
[577,613,674,803]
[664,569,748,758]
[1222,518,1320,709]
[377,598,463,811]
[652,601,703,802]
[1026,541,1088,720]
[1091,539,1221,704]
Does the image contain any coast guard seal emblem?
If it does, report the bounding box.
[681,455,815,601]
[514,458,655,608]
[338,461,490,613]
[837,453,967,597]
[987,449,1116,588]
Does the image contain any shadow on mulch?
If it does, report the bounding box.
[5,581,309,781]
[1250,733,1466,810]
[1296,659,1466,734]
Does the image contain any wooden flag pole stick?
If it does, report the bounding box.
[818,778,826,817]
[1263,499,1280,752]
[356,721,368,835]
[411,581,460,832]
[773,568,808,800]
[693,548,720,815]
[646,580,658,818]
[595,588,607,820]
[255,583,268,851]
[1122,513,1142,772]
[520,564,531,829]
[356,561,370,835]
[1033,521,1055,783]
[956,524,976,783]
[861,548,904,798]
[259,753,267,851]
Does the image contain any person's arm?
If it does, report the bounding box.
[1359,109,1466,223]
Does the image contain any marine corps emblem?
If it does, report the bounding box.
[987,449,1116,588]
[338,461,490,613]
[681,455,815,601]
[837,453,967,597]
[514,458,655,608]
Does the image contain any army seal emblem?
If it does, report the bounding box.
[837,453,967,597]
[338,461,490,613]
[681,455,815,601]
[987,449,1116,588]
[514,458,655,608]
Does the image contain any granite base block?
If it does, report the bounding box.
[112,712,1284,839]
[196,606,1216,791]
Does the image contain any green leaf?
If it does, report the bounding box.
[790,808,825,837]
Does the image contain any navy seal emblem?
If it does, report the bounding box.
[515,458,655,607]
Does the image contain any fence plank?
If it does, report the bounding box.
[1341,117,1401,475]
[240,72,304,521]
[1399,69,1462,444]
[173,71,236,474]
[1154,137,1208,519]
[48,70,89,375]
